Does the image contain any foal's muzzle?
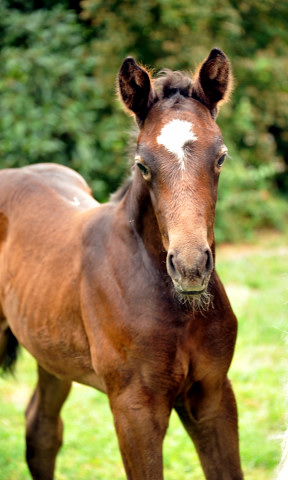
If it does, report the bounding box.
[166,247,213,296]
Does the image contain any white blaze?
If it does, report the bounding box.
[157,119,198,173]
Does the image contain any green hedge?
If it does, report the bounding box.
[0,1,287,241]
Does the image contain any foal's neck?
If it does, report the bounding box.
[125,176,166,269]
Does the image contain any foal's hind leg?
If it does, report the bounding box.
[25,364,72,480]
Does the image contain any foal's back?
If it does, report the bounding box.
[0,163,97,212]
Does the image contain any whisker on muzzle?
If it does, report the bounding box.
[174,288,213,313]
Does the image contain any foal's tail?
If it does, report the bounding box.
[0,326,19,374]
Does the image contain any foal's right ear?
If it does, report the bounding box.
[118,57,157,126]
[192,48,232,119]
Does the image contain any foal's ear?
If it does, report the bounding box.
[192,48,232,119]
[118,57,156,126]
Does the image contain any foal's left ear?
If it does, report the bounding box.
[118,57,157,126]
[192,48,232,119]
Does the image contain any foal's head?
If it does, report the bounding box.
[118,48,232,303]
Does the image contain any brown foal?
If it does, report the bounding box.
[0,48,243,479]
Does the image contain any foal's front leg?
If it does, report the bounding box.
[109,385,172,480]
[25,364,72,480]
[175,377,244,480]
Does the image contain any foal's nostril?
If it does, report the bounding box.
[167,252,181,282]
[167,247,213,286]
[196,249,213,278]
[204,249,213,275]
[168,253,176,274]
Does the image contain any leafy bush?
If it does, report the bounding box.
[0,4,130,199]
[216,159,287,242]
[0,0,287,240]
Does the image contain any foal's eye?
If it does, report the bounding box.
[136,161,151,180]
[216,154,227,168]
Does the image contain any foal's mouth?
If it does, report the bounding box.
[174,286,206,297]
[171,275,213,310]
[172,275,210,297]
[173,282,212,311]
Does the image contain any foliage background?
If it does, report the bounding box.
[0,0,287,241]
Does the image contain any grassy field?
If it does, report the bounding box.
[0,232,287,479]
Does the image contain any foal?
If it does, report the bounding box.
[0,48,243,479]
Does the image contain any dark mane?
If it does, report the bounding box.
[110,175,133,203]
[153,69,193,99]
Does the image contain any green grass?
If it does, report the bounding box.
[1,232,288,479]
